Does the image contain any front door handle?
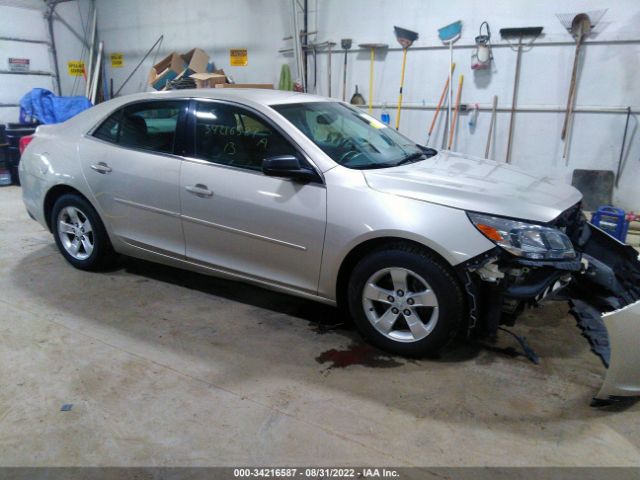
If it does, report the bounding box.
[185,184,214,197]
[90,162,112,174]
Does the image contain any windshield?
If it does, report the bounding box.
[272,102,436,169]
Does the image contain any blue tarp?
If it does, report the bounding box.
[19,88,92,125]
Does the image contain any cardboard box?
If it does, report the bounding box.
[189,73,227,88]
[181,48,209,75]
[148,52,184,90]
[214,83,273,89]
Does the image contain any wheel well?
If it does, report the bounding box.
[43,185,90,231]
[335,237,455,309]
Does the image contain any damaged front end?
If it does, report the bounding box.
[460,204,640,404]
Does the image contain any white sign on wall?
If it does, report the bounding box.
[8,58,30,72]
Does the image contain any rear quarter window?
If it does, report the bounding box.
[92,111,121,143]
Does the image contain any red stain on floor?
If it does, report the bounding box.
[316,343,403,369]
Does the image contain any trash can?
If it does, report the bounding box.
[5,123,36,186]
[0,143,11,186]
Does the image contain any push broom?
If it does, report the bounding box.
[393,26,418,130]
[499,26,543,163]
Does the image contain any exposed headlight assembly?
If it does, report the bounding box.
[468,212,576,260]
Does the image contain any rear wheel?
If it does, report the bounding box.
[51,193,117,270]
[347,245,465,356]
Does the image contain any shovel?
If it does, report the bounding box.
[561,13,591,161]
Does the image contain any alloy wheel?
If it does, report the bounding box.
[362,267,439,342]
[57,206,94,261]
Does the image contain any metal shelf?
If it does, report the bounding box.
[0,70,54,76]
[0,36,51,45]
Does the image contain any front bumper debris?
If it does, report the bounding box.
[461,208,640,405]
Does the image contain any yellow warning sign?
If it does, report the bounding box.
[230,48,248,66]
[110,53,124,68]
[67,60,85,76]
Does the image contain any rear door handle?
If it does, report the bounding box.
[185,184,214,197]
[90,162,112,174]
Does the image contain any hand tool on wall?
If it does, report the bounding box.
[485,95,498,159]
[448,74,464,150]
[326,41,336,97]
[393,26,419,130]
[350,86,366,105]
[438,21,462,141]
[615,107,632,188]
[556,10,606,162]
[499,27,543,163]
[358,43,388,114]
[341,38,352,102]
[426,62,455,146]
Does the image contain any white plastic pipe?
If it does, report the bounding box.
[85,4,97,99]
[90,41,103,104]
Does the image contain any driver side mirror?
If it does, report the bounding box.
[262,155,320,183]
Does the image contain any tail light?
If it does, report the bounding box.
[19,135,34,155]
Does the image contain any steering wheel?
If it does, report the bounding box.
[340,150,370,166]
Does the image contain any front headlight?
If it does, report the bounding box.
[468,212,576,260]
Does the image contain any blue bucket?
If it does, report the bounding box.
[591,206,629,242]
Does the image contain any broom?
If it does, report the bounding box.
[393,26,419,130]
[438,21,462,145]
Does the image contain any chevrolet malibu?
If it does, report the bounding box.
[20,89,640,404]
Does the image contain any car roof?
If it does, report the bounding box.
[115,88,332,107]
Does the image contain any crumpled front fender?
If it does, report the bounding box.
[563,224,640,404]
[597,300,640,400]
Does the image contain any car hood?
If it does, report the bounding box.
[363,150,582,223]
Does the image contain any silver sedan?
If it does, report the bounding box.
[19,89,640,403]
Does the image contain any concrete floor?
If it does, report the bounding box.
[1,185,639,467]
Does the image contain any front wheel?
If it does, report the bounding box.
[347,245,465,356]
[51,193,117,271]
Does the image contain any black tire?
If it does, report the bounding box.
[347,244,465,357]
[51,193,117,271]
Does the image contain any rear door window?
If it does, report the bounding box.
[119,101,186,154]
